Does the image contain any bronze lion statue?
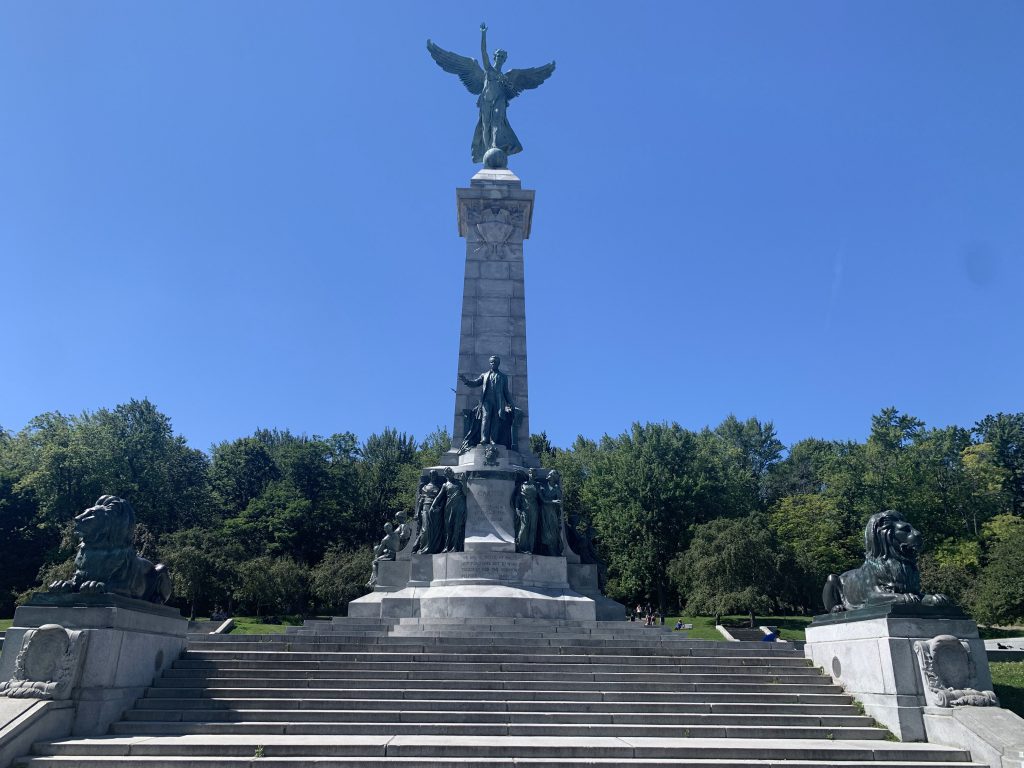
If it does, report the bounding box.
[49,495,172,604]
[822,510,949,613]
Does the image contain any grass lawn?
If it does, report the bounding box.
[228,615,308,634]
[664,615,814,642]
[979,625,1024,640]
[990,662,1024,718]
[0,619,12,632]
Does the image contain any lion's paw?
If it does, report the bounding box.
[80,580,106,594]
[48,580,73,593]
[922,593,950,607]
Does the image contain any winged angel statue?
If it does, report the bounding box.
[427,23,555,166]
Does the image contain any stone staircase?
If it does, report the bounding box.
[16,617,983,767]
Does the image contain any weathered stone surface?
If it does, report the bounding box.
[0,596,187,737]
[915,634,999,708]
[805,610,990,741]
[447,168,535,461]
[0,624,87,701]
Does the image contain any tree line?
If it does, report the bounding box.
[1,400,1022,625]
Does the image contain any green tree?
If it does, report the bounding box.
[356,429,419,543]
[209,437,280,517]
[973,514,1024,625]
[974,413,1024,516]
[310,546,374,614]
[770,494,861,611]
[669,513,794,615]
[579,421,759,610]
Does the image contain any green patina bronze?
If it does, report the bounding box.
[427,23,555,167]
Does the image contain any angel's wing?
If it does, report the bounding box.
[427,40,485,95]
[504,61,556,100]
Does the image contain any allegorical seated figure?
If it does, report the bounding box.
[822,510,950,613]
[459,354,519,452]
[367,522,401,588]
[49,495,172,604]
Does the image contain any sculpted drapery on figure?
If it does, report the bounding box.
[514,469,541,554]
[538,469,563,556]
[427,23,555,166]
[428,467,467,553]
[413,470,445,554]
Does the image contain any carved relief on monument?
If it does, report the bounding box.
[913,634,999,708]
[460,201,530,258]
[0,624,88,700]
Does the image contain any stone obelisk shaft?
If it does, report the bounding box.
[447,167,536,465]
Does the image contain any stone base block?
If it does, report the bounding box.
[804,606,988,741]
[923,705,1024,768]
[0,594,187,737]
[0,699,74,768]
[348,584,596,621]
[568,563,626,621]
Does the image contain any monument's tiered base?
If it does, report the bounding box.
[353,444,625,621]
[349,582,596,620]
[350,550,605,620]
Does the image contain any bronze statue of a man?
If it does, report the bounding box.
[427,23,555,165]
[460,355,514,447]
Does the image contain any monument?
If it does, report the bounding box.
[348,25,621,621]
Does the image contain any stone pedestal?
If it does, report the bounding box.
[804,605,989,741]
[0,594,187,737]
[443,168,538,468]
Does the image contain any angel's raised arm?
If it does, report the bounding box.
[480,23,489,69]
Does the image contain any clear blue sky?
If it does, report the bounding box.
[2,2,1022,453]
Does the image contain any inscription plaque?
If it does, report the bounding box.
[457,552,520,581]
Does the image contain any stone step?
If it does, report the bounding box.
[120,706,875,727]
[131,697,862,717]
[21,735,979,763]
[15,759,988,768]
[150,677,842,695]
[102,720,888,740]
[191,633,781,646]
[171,656,817,671]
[186,640,737,654]
[142,687,852,704]
[136,696,856,712]
[162,667,826,682]
[181,646,803,661]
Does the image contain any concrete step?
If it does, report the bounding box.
[162,668,826,683]
[171,656,818,671]
[119,706,876,728]
[15,759,987,768]
[20,735,980,763]
[181,647,805,662]
[142,688,855,705]
[102,720,889,740]
[131,697,863,717]
[150,679,843,697]
[17,621,972,768]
